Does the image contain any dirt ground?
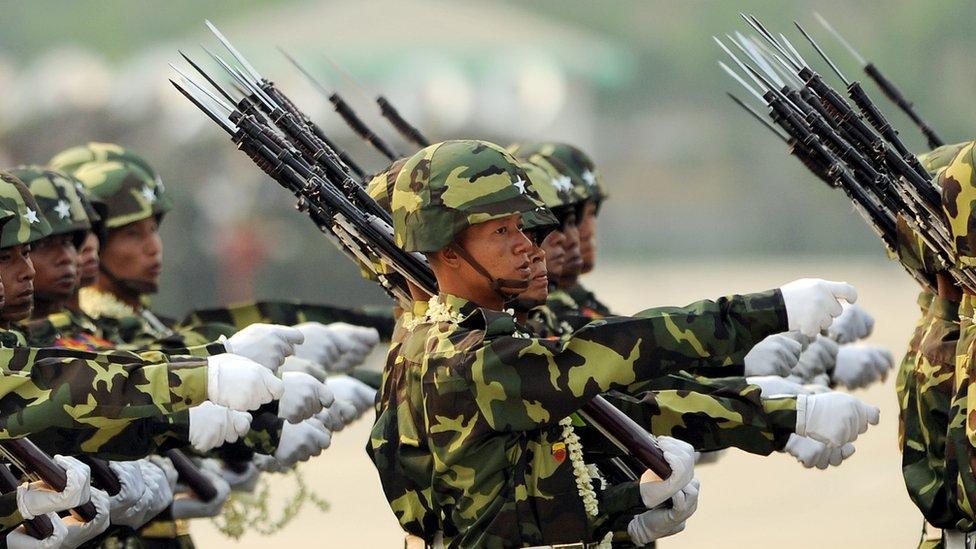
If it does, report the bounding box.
[190,257,924,548]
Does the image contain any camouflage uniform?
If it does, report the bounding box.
[0,173,210,436]
[381,140,790,547]
[938,141,976,533]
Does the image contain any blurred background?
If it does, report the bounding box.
[1,0,971,546]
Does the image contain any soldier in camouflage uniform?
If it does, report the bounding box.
[935,140,976,546]
[0,172,288,539]
[884,142,969,548]
[378,139,877,547]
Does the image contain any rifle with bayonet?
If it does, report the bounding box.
[814,12,945,149]
[278,48,400,162]
[170,21,673,482]
[716,23,955,292]
[0,463,55,540]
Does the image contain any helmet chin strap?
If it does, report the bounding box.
[448,243,528,304]
[99,263,158,299]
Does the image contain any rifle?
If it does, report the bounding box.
[0,463,55,540]
[279,48,400,161]
[814,12,945,149]
[171,26,674,481]
[165,449,218,502]
[321,53,432,148]
[76,456,121,496]
[719,18,976,292]
[0,439,97,521]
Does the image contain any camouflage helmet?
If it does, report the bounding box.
[939,141,976,267]
[366,157,409,215]
[919,142,970,176]
[8,166,91,246]
[50,142,172,229]
[518,158,570,237]
[0,172,52,249]
[509,142,607,205]
[391,140,555,253]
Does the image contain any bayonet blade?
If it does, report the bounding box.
[792,22,850,86]
[814,12,866,66]
[204,20,263,82]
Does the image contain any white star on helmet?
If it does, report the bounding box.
[141,185,157,203]
[24,208,39,225]
[512,176,527,194]
[54,200,72,220]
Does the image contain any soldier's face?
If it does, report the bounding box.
[102,218,163,293]
[579,202,598,274]
[540,230,566,279]
[0,244,35,322]
[560,213,583,279]
[76,231,100,288]
[446,214,532,305]
[31,233,78,302]
[519,243,549,304]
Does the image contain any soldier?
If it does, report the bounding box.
[384,139,877,547]
[932,140,976,546]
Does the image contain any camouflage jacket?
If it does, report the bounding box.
[902,294,964,529]
[72,296,285,459]
[947,294,976,529]
[0,327,207,439]
[418,291,785,547]
[897,292,935,451]
[564,282,614,319]
[368,300,645,546]
[530,294,796,455]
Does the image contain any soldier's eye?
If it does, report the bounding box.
[495,226,507,235]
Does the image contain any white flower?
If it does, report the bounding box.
[423,295,464,325]
[559,416,599,517]
[79,287,137,319]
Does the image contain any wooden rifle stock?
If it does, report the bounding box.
[164,450,217,502]
[0,440,97,521]
[578,396,672,479]
[76,456,121,497]
[0,463,55,539]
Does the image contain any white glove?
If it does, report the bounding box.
[329,399,360,427]
[279,372,335,423]
[253,454,288,474]
[326,323,380,371]
[171,470,231,519]
[61,488,110,549]
[746,376,810,397]
[292,322,342,368]
[828,303,875,344]
[638,437,696,509]
[628,478,700,546]
[139,459,175,524]
[16,456,91,519]
[792,335,839,382]
[274,418,333,467]
[795,392,880,447]
[315,409,345,432]
[832,345,894,390]
[204,460,260,493]
[207,353,285,411]
[744,333,802,377]
[107,461,148,526]
[780,278,858,337]
[327,376,377,415]
[782,434,856,469]
[222,323,304,369]
[280,356,328,383]
[6,513,67,549]
[189,401,252,451]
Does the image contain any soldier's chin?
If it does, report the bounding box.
[2,303,32,322]
[125,279,159,295]
[79,274,98,288]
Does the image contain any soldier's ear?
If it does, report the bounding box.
[433,247,462,270]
